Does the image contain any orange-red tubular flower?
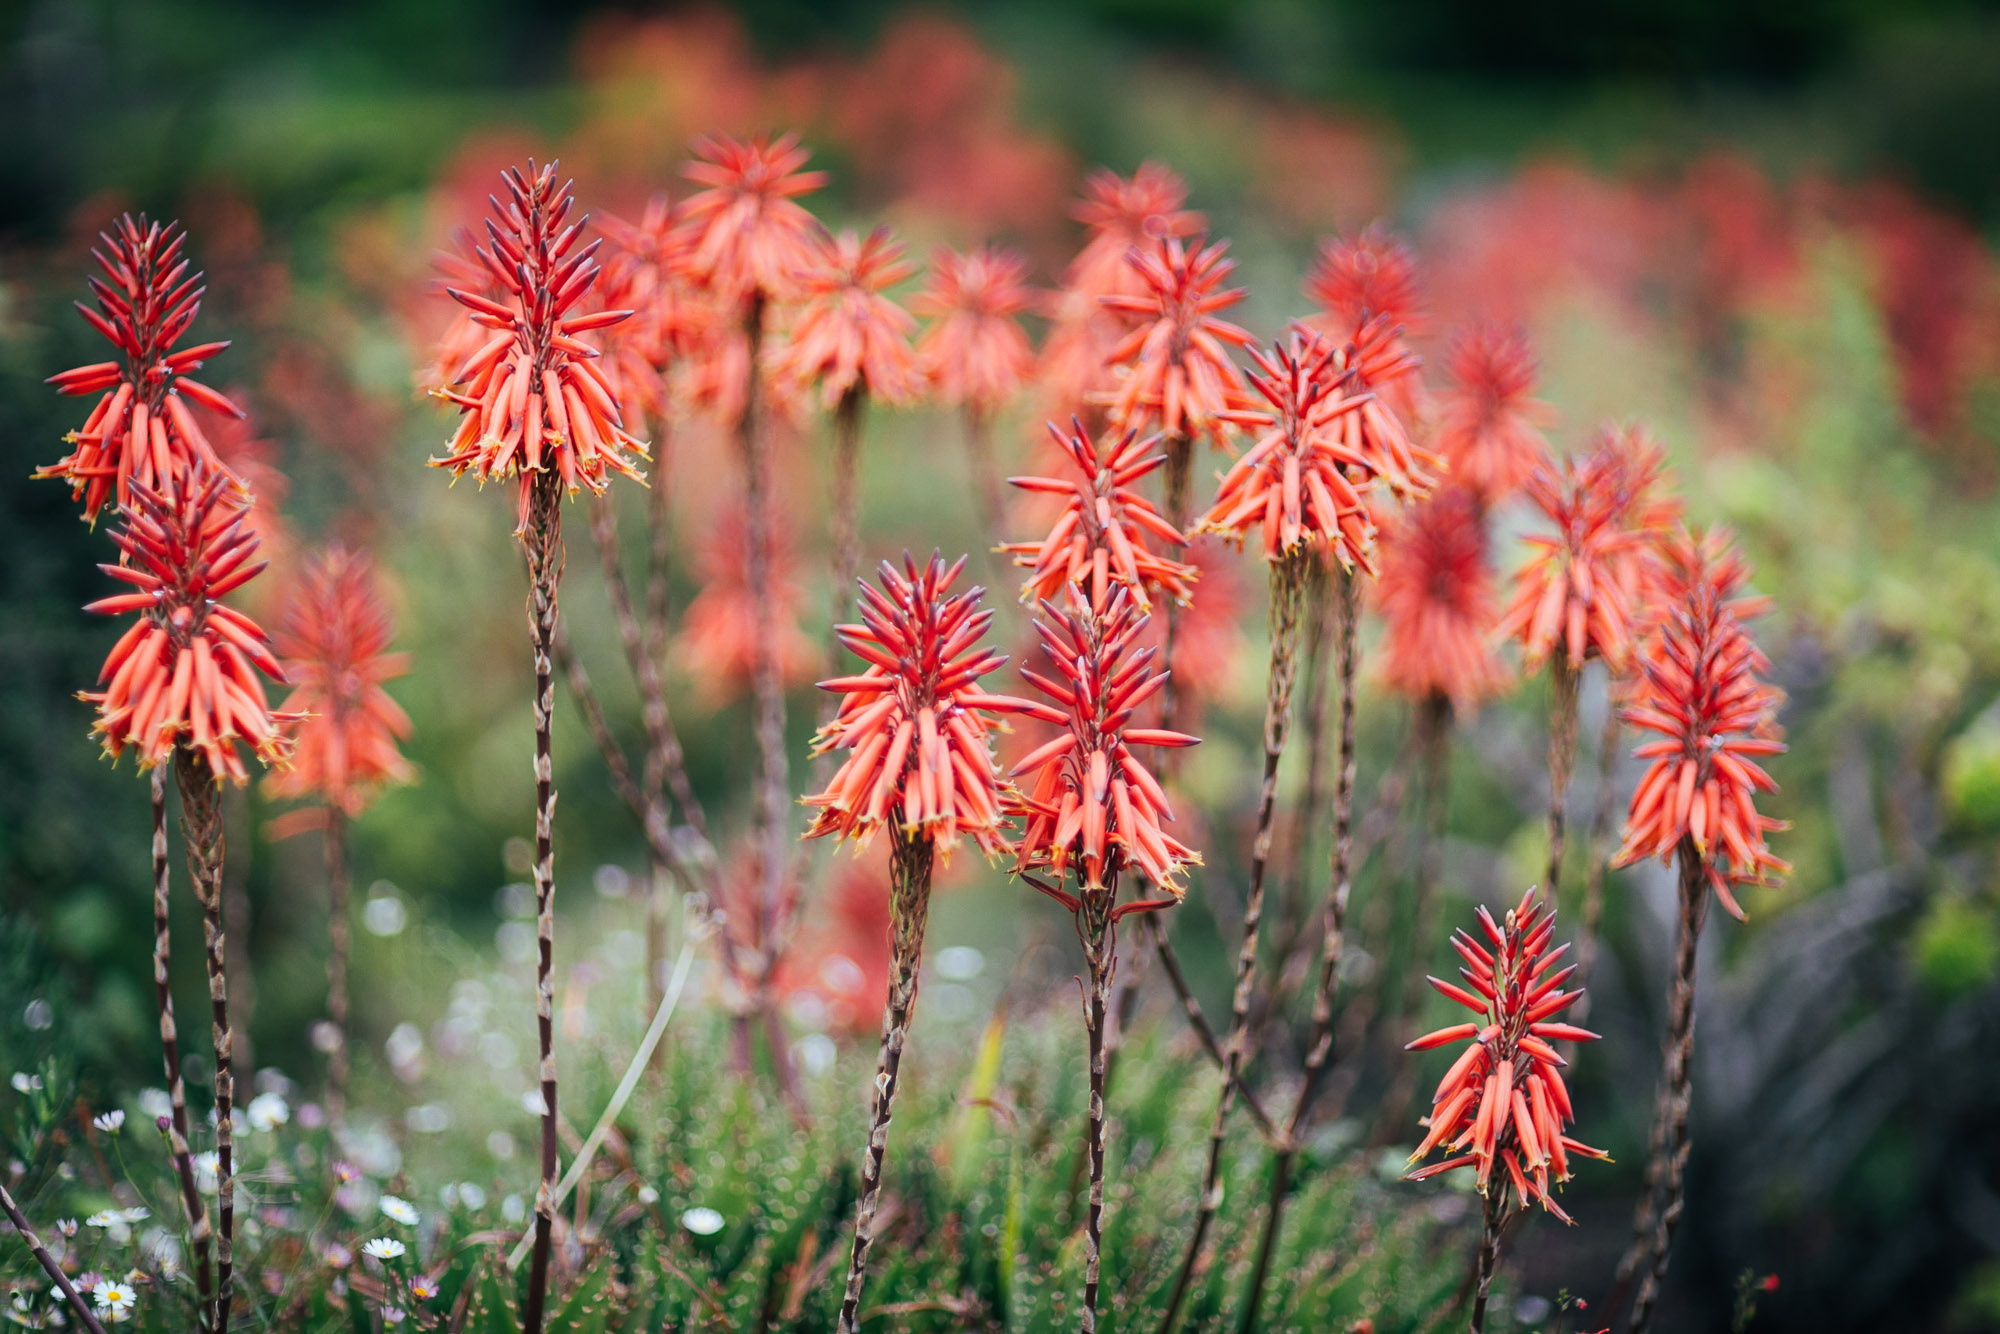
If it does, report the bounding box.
[675,132,829,306]
[1304,224,1425,338]
[1324,313,1436,500]
[1012,589,1201,898]
[1432,322,1552,503]
[805,552,1038,857]
[1612,531,1788,921]
[1198,329,1379,570]
[1405,887,1609,1216]
[674,506,820,704]
[1100,235,1254,450]
[81,465,296,785]
[1001,421,1197,612]
[40,214,241,523]
[769,226,920,408]
[428,161,646,530]
[1375,485,1511,715]
[265,545,414,818]
[914,244,1037,417]
[1498,428,1677,675]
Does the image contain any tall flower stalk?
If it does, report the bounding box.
[1400,888,1610,1332]
[1609,530,1787,1334]
[427,159,643,1334]
[83,464,295,1334]
[265,546,414,1122]
[1164,329,1376,1330]
[803,553,1031,1334]
[1012,587,1200,1333]
[40,212,247,1326]
[676,133,827,1033]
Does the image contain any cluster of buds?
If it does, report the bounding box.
[804,553,1036,857]
[1011,589,1200,899]
[1003,422,1196,611]
[41,215,242,523]
[1406,888,1609,1218]
[429,161,646,527]
[82,465,295,783]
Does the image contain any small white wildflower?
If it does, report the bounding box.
[360,1238,405,1261]
[84,1212,120,1229]
[193,1152,219,1194]
[92,1284,134,1316]
[680,1207,725,1236]
[116,1208,148,1225]
[91,1111,124,1134]
[245,1092,289,1133]
[136,1089,172,1121]
[456,1183,486,1211]
[381,1306,407,1326]
[9,1074,41,1095]
[636,1185,659,1206]
[56,1218,77,1237]
[379,1196,419,1227]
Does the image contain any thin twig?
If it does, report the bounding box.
[175,748,236,1334]
[150,769,213,1329]
[0,1181,109,1334]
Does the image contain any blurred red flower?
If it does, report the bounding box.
[913,244,1038,417]
[1374,485,1510,714]
[1431,322,1551,503]
[674,505,819,703]
[1405,886,1608,1215]
[265,545,415,819]
[768,226,920,408]
[675,132,828,306]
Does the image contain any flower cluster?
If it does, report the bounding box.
[1199,329,1377,568]
[1405,887,1608,1217]
[82,465,295,782]
[913,244,1037,416]
[804,553,1036,856]
[1375,485,1510,713]
[429,161,646,526]
[1101,235,1254,449]
[1011,590,1200,896]
[1002,421,1196,611]
[266,545,415,817]
[1431,322,1550,502]
[675,132,829,305]
[40,214,242,522]
[769,226,919,407]
[1613,529,1788,919]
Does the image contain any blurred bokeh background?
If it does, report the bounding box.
[4,2,2000,1330]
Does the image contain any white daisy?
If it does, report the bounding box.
[84,1212,120,1229]
[379,1195,419,1227]
[361,1238,405,1261]
[94,1283,136,1318]
[91,1111,124,1134]
[245,1092,289,1133]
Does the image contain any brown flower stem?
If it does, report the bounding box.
[174,747,234,1334]
[1099,904,1154,1102]
[963,406,1005,554]
[1233,566,1362,1334]
[0,1180,109,1334]
[1545,657,1580,908]
[1570,700,1624,1024]
[838,826,935,1334]
[1626,839,1710,1334]
[323,807,350,1124]
[1469,1185,1508,1334]
[1277,557,1334,947]
[150,769,213,1329]
[1371,692,1453,1145]
[1079,897,1117,1334]
[739,294,791,1027]
[1163,549,1307,1334]
[520,470,565,1334]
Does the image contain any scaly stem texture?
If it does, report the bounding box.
[323,807,350,1123]
[1080,896,1116,1334]
[838,828,935,1334]
[1545,656,1580,908]
[1163,549,1306,1333]
[1235,567,1361,1334]
[1628,839,1710,1334]
[1469,1186,1507,1334]
[521,470,565,1334]
[0,1181,109,1334]
[1277,558,1334,947]
[151,769,212,1328]
[174,747,234,1334]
